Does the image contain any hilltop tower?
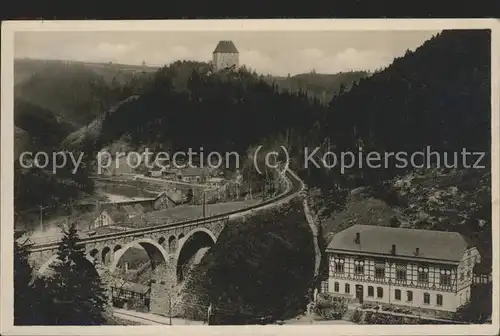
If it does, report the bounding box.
[212,40,239,72]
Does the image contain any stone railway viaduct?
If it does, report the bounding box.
[28,167,306,314]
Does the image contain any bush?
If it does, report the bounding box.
[351,310,363,323]
[365,312,404,324]
[315,297,347,320]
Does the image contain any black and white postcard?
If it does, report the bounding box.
[1,19,498,336]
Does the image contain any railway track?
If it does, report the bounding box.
[29,168,305,252]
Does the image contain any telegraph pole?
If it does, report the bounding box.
[202,191,206,218]
[169,292,172,325]
[39,204,44,232]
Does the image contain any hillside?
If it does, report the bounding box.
[318,167,491,266]
[178,198,315,323]
[14,99,76,151]
[63,61,368,155]
[325,30,489,160]
[14,58,159,86]
[14,126,33,159]
[264,71,369,104]
[14,59,154,127]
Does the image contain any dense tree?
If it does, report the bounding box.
[46,223,108,325]
[180,199,315,324]
[14,239,39,325]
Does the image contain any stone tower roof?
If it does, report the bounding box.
[213,40,239,54]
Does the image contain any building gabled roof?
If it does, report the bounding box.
[179,167,208,177]
[326,224,471,263]
[213,40,239,54]
[122,205,138,216]
[149,166,163,172]
[156,190,183,204]
[134,204,145,213]
[93,209,127,225]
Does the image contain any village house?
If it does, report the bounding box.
[176,167,208,183]
[153,190,183,209]
[146,166,164,178]
[122,205,142,219]
[162,170,177,180]
[207,177,225,187]
[323,224,481,317]
[90,208,129,230]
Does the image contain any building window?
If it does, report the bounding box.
[460,272,464,281]
[345,283,350,294]
[395,289,401,301]
[418,266,429,283]
[440,270,452,286]
[333,257,345,273]
[334,282,339,292]
[377,287,383,298]
[354,260,365,275]
[375,262,385,279]
[423,293,430,305]
[396,264,407,281]
[321,281,328,293]
[466,270,471,279]
[407,290,413,302]
[368,286,374,297]
[436,294,443,306]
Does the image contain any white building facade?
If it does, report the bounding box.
[324,225,480,314]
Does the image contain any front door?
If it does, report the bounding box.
[355,285,364,304]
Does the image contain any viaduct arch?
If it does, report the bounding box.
[108,238,169,274]
[175,228,217,283]
[38,253,100,278]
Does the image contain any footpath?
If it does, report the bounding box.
[113,308,204,325]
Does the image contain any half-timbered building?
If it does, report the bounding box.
[324,224,481,314]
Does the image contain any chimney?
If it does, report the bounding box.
[354,232,360,244]
[391,244,396,255]
[415,247,420,256]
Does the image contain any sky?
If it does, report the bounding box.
[14,30,441,76]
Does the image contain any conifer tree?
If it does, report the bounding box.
[14,239,37,325]
[48,223,108,325]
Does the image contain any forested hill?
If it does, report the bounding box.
[264,71,369,104]
[64,62,366,155]
[14,58,159,86]
[15,99,76,151]
[325,29,490,155]
[14,59,155,127]
[301,29,491,190]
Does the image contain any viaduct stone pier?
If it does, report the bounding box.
[29,217,228,314]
